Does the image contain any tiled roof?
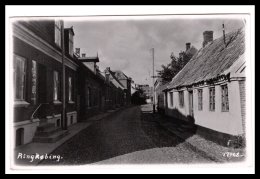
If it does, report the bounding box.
[156,82,170,93]
[167,27,245,90]
[114,70,129,80]
[107,69,126,89]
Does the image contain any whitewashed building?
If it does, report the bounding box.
[164,28,246,146]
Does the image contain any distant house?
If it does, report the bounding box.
[164,28,246,146]
[114,71,132,105]
[104,67,127,108]
[77,52,106,118]
[155,43,197,114]
[154,78,169,114]
[136,84,153,103]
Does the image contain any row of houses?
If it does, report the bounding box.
[155,28,246,147]
[12,19,132,147]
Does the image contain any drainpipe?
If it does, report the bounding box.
[61,20,67,130]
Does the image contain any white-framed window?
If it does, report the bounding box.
[14,55,26,101]
[31,60,37,104]
[169,92,173,107]
[68,77,73,102]
[54,20,61,47]
[209,87,215,111]
[179,91,184,108]
[221,84,229,112]
[69,32,74,56]
[53,71,60,101]
[198,89,203,111]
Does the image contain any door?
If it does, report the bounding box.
[37,65,47,118]
[189,91,194,116]
[38,65,47,103]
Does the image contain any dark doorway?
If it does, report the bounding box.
[38,65,47,103]
[16,128,24,147]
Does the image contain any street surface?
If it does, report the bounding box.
[40,104,213,165]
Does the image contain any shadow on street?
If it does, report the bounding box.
[39,104,198,165]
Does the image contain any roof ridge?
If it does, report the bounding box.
[167,27,245,90]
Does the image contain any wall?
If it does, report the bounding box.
[239,80,246,135]
[18,20,56,49]
[78,64,107,120]
[166,80,244,136]
[14,119,40,146]
[166,89,189,121]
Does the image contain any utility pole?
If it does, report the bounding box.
[61,20,67,130]
[150,48,160,114]
[152,48,155,113]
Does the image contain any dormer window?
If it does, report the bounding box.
[69,32,74,56]
[55,20,62,47]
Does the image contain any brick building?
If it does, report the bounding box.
[13,19,79,146]
[12,19,131,147]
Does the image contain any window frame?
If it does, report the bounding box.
[179,91,184,108]
[221,84,229,112]
[53,70,61,102]
[198,89,203,111]
[14,54,27,101]
[87,86,92,107]
[69,32,74,56]
[209,87,215,111]
[68,76,74,103]
[54,20,62,47]
[169,92,174,107]
[31,60,37,105]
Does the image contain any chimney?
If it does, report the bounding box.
[203,31,213,47]
[105,67,110,82]
[82,53,86,58]
[222,23,226,47]
[75,48,80,57]
[186,43,191,51]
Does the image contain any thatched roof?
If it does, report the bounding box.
[156,82,170,93]
[167,27,245,90]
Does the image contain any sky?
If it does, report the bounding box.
[65,16,244,86]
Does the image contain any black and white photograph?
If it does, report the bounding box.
[5,6,255,174]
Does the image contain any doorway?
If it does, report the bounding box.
[16,128,24,147]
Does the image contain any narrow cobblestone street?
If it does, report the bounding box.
[40,104,213,165]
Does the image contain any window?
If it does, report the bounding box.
[68,77,73,102]
[55,20,61,47]
[198,89,203,110]
[169,92,173,107]
[87,87,91,107]
[221,85,229,111]
[53,71,60,101]
[69,32,74,56]
[93,89,98,106]
[14,55,26,101]
[209,87,215,111]
[179,91,184,108]
[31,60,37,104]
